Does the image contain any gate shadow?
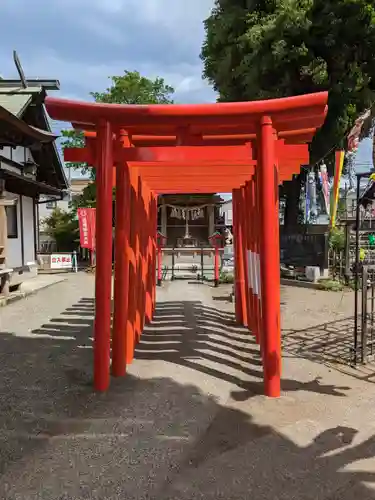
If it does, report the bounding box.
[0,296,368,498]
[136,301,351,399]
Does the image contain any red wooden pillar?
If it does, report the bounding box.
[144,187,153,325]
[134,176,142,339]
[238,189,248,326]
[232,189,242,323]
[112,134,131,377]
[258,116,281,398]
[240,185,250,327]
[157,241,163,286]
[136,177,147,339]
[140,184,148,333]
[126,169,138,364]
[138,184,146,335]
[244,181,256,338]
[232,189,247,325]
[156,230,165,287]
[152,196,157,316]
[253,171,262,344]
[94,120,113,392]
[214,246,220,287]
[248,178,257,341]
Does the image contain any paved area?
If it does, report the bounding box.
[0,274,375,498]
[0,273,67,307]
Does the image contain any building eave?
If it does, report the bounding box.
[0,165,64,198]
[0,104,57,146]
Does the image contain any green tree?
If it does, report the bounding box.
[60,129,87,176]
[42,208,79,252]
[61,71,175,194]
[202,0,375,160]
[201,0,375,225]
[90,70,174,104]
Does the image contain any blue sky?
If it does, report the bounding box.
[0,0,223,184]
[0,0,216,104]
[0,0,372,191]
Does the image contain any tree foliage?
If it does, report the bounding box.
[201,0,375,163]
[90,70,174,105]
[60,71,175,211]
[42,208,79,252]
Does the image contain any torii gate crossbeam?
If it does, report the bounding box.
[45,91,328,398]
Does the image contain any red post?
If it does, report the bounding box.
[244,181,255,337]
[145,192,153,324]
[151,196,157,315]
[214,245,219,287]
[135,176,145,339]
[112,137,131,377]
[94,120,113,392]
[239,185,250,327]
[259,116,281,397]
[253,172,262,345]
[232,189,246,325]
[247,180,258,343]
[232,189,241,323]
[142,185,151,326]
[138,182,147,336]
[157,244,162,286]
[126,169,138,364]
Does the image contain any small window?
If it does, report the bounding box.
[5,205,18,238]
[46,200,57,209]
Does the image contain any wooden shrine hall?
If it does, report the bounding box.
[45,91,328,397]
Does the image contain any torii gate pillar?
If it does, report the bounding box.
[94,120,113,391]
[258,116,281,397]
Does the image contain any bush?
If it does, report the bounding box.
[220,271,234,284]
[316,279,344,291]
[329,227,345,251]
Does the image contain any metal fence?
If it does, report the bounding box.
[354,266,375,364]
[328,248,346,279]
[160,246,228,283]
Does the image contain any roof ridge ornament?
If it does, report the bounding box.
[13,50,27,89]
[0,51,60,91]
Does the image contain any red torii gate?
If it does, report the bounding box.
[45,92,328,398]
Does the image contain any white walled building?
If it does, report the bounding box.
[0,80,68,291]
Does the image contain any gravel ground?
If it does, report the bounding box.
[0,274,375,499]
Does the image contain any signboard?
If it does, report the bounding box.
[51,253,73,269]
[280,230,329,269]
[77,208,96,250]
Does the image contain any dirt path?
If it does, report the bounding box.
[0,276,375,499]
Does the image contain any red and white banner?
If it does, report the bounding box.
[77,208,96,250]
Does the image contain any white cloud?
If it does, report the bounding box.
[0,0,216,104]
[1,49,215,103]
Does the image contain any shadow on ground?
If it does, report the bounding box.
[282,313,375,386]
[0,298,373,498]
[282,316,355,365]
[137,301,351,401]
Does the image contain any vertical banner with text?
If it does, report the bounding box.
[77,208,96,250]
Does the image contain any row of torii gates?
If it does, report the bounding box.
[46,91,328,398]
